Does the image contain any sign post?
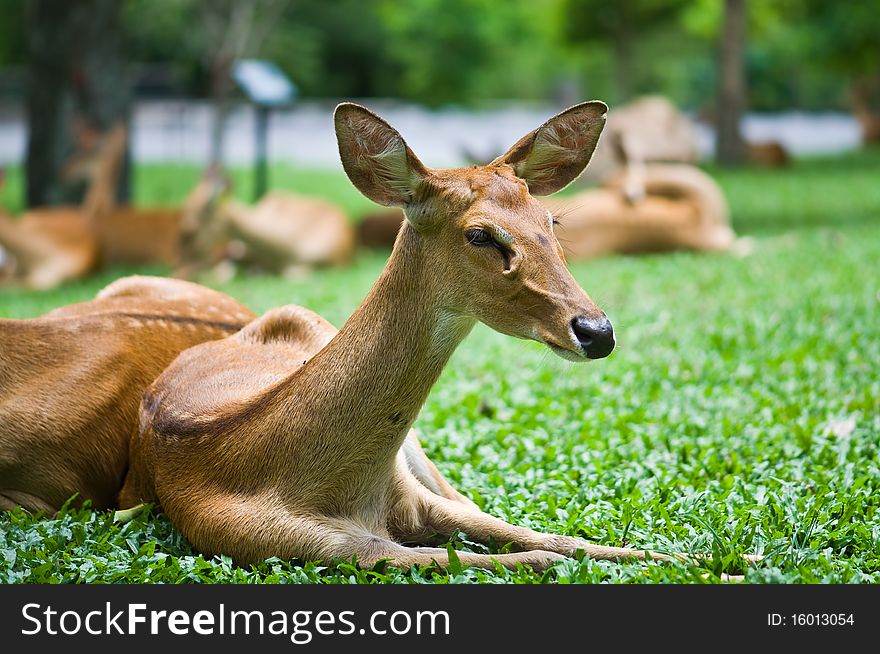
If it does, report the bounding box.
[231,59,297,201]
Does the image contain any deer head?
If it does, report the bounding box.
[178,166,234,266]
[335,102,614,360]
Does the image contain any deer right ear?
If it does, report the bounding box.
[334,103,429,207]
[492,101,608,195]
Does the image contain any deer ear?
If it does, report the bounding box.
[492,101,608,195]
[334,102,429,207]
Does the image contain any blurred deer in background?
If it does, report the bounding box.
[545,132,736,259]
[119,101,711,572]
[177,168,355,280]
[0,124,126,289]
[355,207,405,250]
[0,276,255,513]
[850,77,880,145]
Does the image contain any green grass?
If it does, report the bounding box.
[1,152,879,583]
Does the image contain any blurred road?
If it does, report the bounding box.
[0,100,862,169]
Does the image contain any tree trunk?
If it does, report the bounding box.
[850,76,880,145]
[208,57,234,167]
[25,0,130,208]
[716,0,748,166]
[614,28,634,103]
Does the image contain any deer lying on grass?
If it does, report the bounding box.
[0,125,127,289]
[0,276,255,512]
[355,208,406,250]
[119,101,711,572]
[544,133,736,259]
[178,169,355,279]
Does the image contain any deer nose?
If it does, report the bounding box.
[571,315,615,359]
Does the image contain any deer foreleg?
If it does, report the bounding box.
[400,482,668,562]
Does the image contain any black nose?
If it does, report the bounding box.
[571,315,615,359]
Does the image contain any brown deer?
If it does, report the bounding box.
[118,101,731,572]
[850,76,880,145]
[545,132,736,259]
[747,141,790,168]
[0,129,241,289]
[178,170,355,279]
[0,276,255,513]
[0,125,127,289]
[355,208,405,249]
[582,95,701,183]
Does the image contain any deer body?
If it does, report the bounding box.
[120,102,670,571]
[0,276,255,512]
[0,125,190,289]
[0,126,127,289]
[546,162,736,259]
[0,208,97,289]
[180,184,355,278]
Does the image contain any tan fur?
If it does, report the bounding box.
[546,159,736,259]
[355,209,405,249]
[747,141,790,168]
[178,171,355,276]
[0,208,97,289]
[583,96,700,183]
[0,125,192,288]
[0,276,256,512]
[121,101,689,572]
[95,208,183,266]
[0,126,127,289]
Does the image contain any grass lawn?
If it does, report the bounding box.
[1,152,878,583]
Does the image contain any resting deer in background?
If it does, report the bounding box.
[178,169,355,280]
[0,276,255,512]
[0,124,126,289]
[544,132,737,259]
[120,101,694,571]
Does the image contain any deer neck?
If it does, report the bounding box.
[282,224,475,459]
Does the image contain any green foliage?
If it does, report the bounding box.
[0,0,875,109]
[798,0,880,77]
[0,0,26,68]
[261,0,403,99]
[1,152,879,583]
[377,0,566,106]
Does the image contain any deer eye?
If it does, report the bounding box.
[465,228,494,245]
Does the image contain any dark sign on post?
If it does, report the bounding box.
[231,59,297,201]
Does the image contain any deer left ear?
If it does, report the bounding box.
[334,102,429,207]
[492,101,608,196]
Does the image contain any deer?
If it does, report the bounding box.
[355,208,406,250]
[177,169,355,280]
[0,124,127,289]
[544,132,737,259]
[118,102,757,574]
[0,275,256,513]
[850,76,880,145]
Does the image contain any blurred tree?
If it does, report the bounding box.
[262,0,402,99]
[25,0,130,207]
[122,0,200,93]
[0,0,26,68]
[716,0,747,165]
[563,0,687,103]
[799,0,880,144]
[377,0,565,106]
[196,0,289,166]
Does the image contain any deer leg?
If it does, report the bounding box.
[399,431,479,510]
[396,480,761,574]
[0,490,56,514]
[399,481,668,562]
[160,492,563,572]
[363,541,566,572]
